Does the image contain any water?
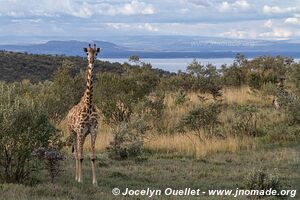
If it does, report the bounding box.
[101,58,300,73]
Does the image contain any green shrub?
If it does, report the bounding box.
[262,123,300,144]
[0,83,57,183]
[46,60,85,121]
[177,103,222,141]
[261,82,278,96]
[286,97,300,125]
[107,118,148,160]
[231,105,263,137]
[244,169,284,199]
[95,69,158,125]
[221,64,246,87]
[134,92,166,133]
[286,62,300,95]
[248,72,263,90]
[174,88,188,105]
[275,88,293,109]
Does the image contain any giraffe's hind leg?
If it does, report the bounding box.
[77,132,86,183]
[90,128,98,185]
[70,130,79,181]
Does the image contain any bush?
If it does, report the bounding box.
[261,82,278,96]
[107,118,148,160]
[262,124,300,144]
[187,61,222,94]
[248,72,263,90]
[32,147,65,183]
[177,103,222,141]
[286,97,300,125]
[244,169,284,199]
[134,92,166,133]
[0,83,57,183]
[95,69,158,125]
[174,88,188,105]
[221,64,246,87]
[275,88,293,109]
[230,105,263,137]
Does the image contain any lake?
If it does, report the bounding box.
[101,58,300,73]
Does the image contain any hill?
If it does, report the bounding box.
[0,51,171,82]
[0,37,300,58]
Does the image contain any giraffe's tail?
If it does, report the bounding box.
[71,145,75,153]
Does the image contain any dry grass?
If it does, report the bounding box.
[144,133,256,158]
[60,87,270,157]
[185,86,271,106]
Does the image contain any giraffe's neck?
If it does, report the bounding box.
[83,62,94,108]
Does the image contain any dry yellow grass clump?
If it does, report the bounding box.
[144,134,256,158]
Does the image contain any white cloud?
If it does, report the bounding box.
[219,30,247,38]
[261,19,293,39]
[105,0,155,15]
[263,5,300,14]
[218,2,231,12]
[106,23,158,32]
[184,0,213,7]
[0,0,155,18]
[138,23,158,31]
[234,0,250,10]
[285,17,300,24]
[260,28,292,39]
[218,1,250,12]
[264,19,272,28]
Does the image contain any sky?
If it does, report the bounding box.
[0,0,300,42]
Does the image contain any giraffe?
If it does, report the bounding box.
[66,43,100,185]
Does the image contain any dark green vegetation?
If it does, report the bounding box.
[0,51,170,82]
[0,51,299,199]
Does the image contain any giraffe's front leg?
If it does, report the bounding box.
[77,134,85,183]
[73,142,79,181]
[90,129,98,186]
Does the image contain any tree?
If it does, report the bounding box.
[0,83,57,183]
[129,55,141,65]
[46,60,84,121]
[234,53,247,66]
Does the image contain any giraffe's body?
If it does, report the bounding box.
[66,44,100,185]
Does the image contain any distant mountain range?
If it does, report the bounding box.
[0,36,299,58]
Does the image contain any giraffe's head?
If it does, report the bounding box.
[83,44,100,64]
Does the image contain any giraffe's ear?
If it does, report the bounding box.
[83,48,88,52]
[96,48,100,53]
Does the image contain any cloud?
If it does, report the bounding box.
[262,5,300,14]
[260,28,292,39]
[264,19,272,28]
[285,17,300,24]
[184,0,213,7]
[106,23,158,32]
[219,30,247,38]
[103,0,155,15]
[218,1,250,12]
[138,23,158,31]
[261,19,293,39]
[0,0,155,18]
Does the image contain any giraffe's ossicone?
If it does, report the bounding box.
[66,43,100,185]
